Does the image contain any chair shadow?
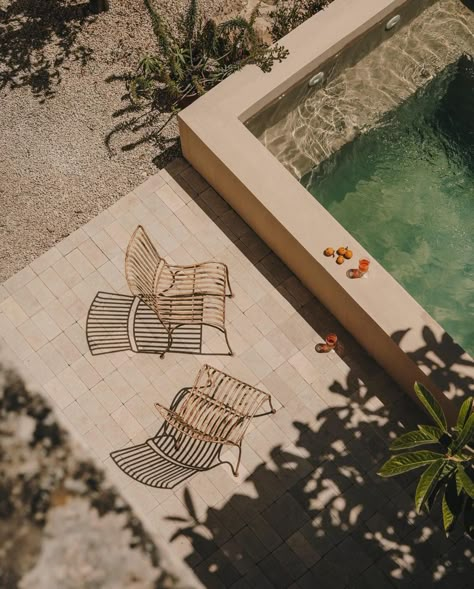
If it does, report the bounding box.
[86,291,230,357]
[110,388,234,489]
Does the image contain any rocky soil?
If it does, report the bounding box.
[0,363,190,588]
[0,0,276,282]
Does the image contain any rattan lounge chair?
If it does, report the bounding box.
[110,386,222,489]
[154,364,276,476]
[125,225,233,358]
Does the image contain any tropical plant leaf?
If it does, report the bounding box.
[418,424,443,438]
[455,468,464,495]
[390,429,441,450]
[414,382,447,432]
[378,451,444,477]
[442,490,456,533]
[452,413,474,454]
[442,477,463,533]
[464,497,474,539]
[418,424,452,448]
[415,459,445,513]
[456,396,473,431]
[426,477,444,512]
[457,465,474,499]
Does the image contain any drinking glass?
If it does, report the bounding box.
[315,333,338,353]
[358,258,370,275]
[347,258,370,279]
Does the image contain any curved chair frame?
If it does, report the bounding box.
[154,364,276,476]
[125,225,233,358]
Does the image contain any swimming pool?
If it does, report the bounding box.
[247,0,474,355]
[302,55,474,355]
[249,0,474,179]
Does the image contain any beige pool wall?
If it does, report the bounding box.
[179,0,473,421]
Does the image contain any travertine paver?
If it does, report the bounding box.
[1,159,472,588]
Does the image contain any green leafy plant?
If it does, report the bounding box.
[130,0,288,111]
[269,0,328,42]
[378,382,474,537]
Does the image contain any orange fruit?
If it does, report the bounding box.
[324,247,335,257]
[336,255,345,265]
[344,249,353,259]
[337,246,347,256]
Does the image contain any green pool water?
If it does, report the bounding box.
[301,55,474,355]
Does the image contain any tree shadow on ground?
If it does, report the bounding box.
[393,326,474,400]
[166,366,472,588]
[0,0,96,100]
[151,162,474,588]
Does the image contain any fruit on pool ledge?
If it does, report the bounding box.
[337,246,347,256]
[344,249,353,259]
[336,255,345,265]
[324,247,335,257]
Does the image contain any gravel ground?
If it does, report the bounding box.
[0,0,263,282]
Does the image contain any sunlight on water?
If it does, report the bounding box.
[255,0,474,178]
[302,56,474,354]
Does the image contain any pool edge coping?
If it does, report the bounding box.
[178,0,473,419]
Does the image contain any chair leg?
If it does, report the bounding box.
[160,326,174,359]
[231,443,242,477]
[267,396,276,414]
[224,328,233,356]
[224,264,233,298]
[218,443,241,477]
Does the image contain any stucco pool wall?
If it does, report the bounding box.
[178,0,473,421]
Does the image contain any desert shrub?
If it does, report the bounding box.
[130,0,288,110]
[269,0,328,41]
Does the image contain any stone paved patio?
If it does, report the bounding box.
[1,159,472,588]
